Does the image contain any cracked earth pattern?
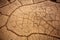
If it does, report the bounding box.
[0,0,60,40]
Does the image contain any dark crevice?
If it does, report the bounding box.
[50,0,60,3]
[50,0,56,2]
[8,0,11,2]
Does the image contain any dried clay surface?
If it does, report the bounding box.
[0,0,60,40]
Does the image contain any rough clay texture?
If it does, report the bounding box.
[0,0,60,40]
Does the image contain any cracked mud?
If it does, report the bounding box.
[0,0,60,40]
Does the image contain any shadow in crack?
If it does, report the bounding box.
[50,0,56,2]
[50,0,60,3]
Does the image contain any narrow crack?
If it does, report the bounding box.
[0,0,16,8]
[0,12,9,16]
[0,6,21,29]
[7,28,60,39]
[40,16,60,31]
[0,0,60,40]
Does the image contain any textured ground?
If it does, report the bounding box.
[0,0,60,40]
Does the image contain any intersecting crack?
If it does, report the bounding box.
[0,0,16,8]
[0,0,60,40]
[6,0,60,39]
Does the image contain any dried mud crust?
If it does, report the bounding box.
[0,0,16,8]
[0,0,60,40]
